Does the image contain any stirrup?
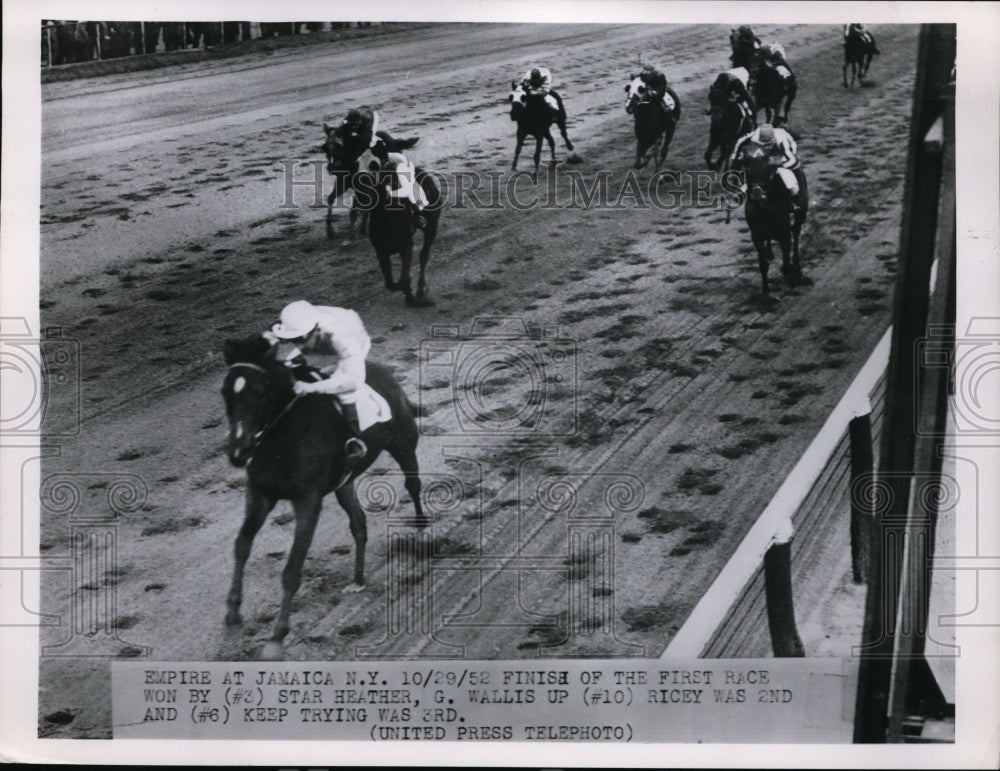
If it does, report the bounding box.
[345,437,367,461]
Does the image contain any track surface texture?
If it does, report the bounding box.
[38,23,918,737]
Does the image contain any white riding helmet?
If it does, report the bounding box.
[757,124,775,143]
[272,300,319,340]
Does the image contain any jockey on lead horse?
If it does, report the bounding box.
[731,118,805,218]
[265,300,374,464]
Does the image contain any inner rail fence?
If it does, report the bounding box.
[664,327,892,660]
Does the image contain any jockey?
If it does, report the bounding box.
[729,25,762,65]
[339,108,379,149]
[707,67,757,125]
[638,64,676,114]
[521,66,562,114]
[844,23,880,54]
[731,119,804,215]
[760,41,795,81]
[267,300,373,463]
[382,151,429,231]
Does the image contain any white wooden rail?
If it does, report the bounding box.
[664,326,893,658]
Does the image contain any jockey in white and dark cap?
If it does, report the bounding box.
[731,119,805,215]
[266,300,372,462]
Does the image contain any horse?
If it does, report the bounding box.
[730,27,762,90]
[352,154,441,307]
[704,87,754,174]
[508,83,574,175]
[754,61,797,124]
[624,76,682,170]
[221,334,428,660]
[844,25,877,87]
[317,109,419,239]
[739,149,809,295]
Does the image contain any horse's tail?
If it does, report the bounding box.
[407,398,425,418]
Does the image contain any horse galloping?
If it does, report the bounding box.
[317,109,419,239]
[754,61,797,124]
[625,76,682,170]
[221,335,428,660]
[844,26,878,87]
[704,73,754,172]
[508,83,574,174]
[740,149,809,295]
[353,155,441,307]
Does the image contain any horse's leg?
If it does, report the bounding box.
[659,120,677,168]
[553,94,574,151]
[791,224,802,278]
[326,191,337,239]
[225,487,276,627]
[779,230,794,278]
[334,483,368,589]
[387,444,428,527]
[545,130,557,166]
[784,79,797,122]
[511,128,526,171]
[375,247,398,291]
[843,58,849,88]
[752,234,771,296]
[705,137,717,171]
[532,135,544,177]
[414,216,436,307]
[264,493,323,660]
[400,242,418,306]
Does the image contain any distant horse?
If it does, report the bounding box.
[353,154,441,307]
[754,61,797,124]
[317,109,419,238]
[844,25,878,87]
[740,149,809,295]
[508,83,574,174]
[624,76,681,170]
[221,334,428,660]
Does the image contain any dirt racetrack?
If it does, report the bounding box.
[37,23,918,737]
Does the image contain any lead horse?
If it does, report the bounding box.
[625,76,682,170]
[741,151,809,295]
[221,335,428,660]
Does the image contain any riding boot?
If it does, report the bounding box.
[341,402,368,463]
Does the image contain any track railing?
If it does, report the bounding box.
[663,328,891,659]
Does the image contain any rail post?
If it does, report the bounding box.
[849,406,874,584]
[763,516,804,657]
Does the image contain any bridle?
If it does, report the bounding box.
[226,362,299,449]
